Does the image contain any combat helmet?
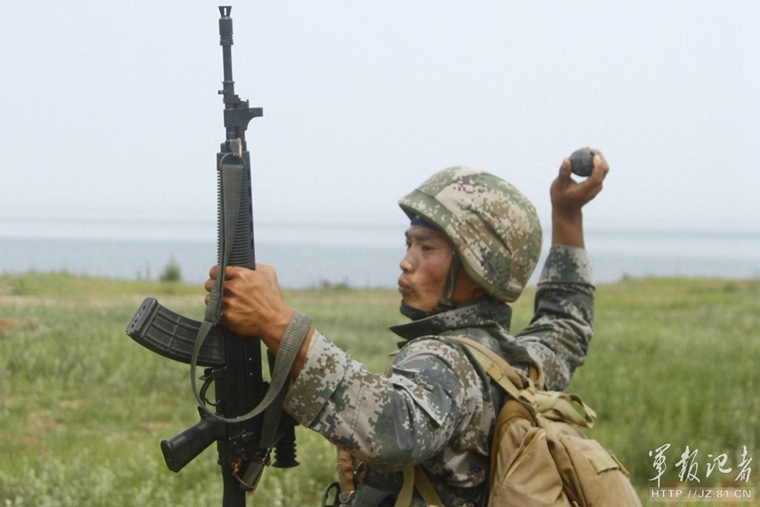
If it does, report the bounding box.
[398,166,542,303]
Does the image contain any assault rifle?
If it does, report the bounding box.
[126,7,303,506]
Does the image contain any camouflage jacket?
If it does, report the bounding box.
[283,246,595,507]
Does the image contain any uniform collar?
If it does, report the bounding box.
[389,296,512,340]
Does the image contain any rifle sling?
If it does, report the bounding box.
[239,376,291,490]
[190,153,313,425]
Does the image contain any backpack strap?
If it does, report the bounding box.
[451,337,596,429]
[395,466,444,507]
[392,336,597,506]
[450,337,527,401]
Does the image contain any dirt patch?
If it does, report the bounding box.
[0,317,41,337]
[19,434,43,450]
[28,408,64,432]
[59,399,86,410]
[0,318,22,333]
[0,293,204,309]
[0,295,64,307]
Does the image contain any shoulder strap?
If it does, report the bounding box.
[392,335,596,506]
[450,337,596,429]
[450,337,527,400]
[395,466,444,507]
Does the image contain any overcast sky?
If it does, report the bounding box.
[1,1,758,242]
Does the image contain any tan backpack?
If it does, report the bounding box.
[446,337,643,507]
[330,338,644,507]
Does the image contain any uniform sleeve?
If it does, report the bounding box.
[282,332,487,473]
[515,245,595,390]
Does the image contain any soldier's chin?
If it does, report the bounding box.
[400,290,438,310]
[399,299,430,320]
[400,295,420,309]
[400,297,437,313]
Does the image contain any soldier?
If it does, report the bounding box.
[206,150,609,506]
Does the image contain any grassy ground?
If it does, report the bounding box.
[0,272,758,506]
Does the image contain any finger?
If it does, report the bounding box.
[255,264,278,283]
[260,265,276,276]
[552,158,574,197]
[204,277,215,293]
[593,152,609,173]
[585,154,609,188]
[209,265,220,280]
[224,266,242,280]
[584,177,604,201]
[561,169,602,207]
[256,264,285,297]
[587,148,609,176]
[576,167,605,201]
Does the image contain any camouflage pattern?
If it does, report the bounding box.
[519,245,595,389]
[283,245,595,506]
[398,166,543,304]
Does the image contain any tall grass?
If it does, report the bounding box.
[0,272,758,505]
[569,278,760,496]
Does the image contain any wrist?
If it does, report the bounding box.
[551,209,584,248]
[260,306,297,352]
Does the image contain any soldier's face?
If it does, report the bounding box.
[398,225,454,311]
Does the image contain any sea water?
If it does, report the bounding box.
[1,220,758,288]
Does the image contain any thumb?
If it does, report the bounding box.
[554,158,573,190]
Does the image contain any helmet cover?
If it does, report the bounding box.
[399,166,542,303]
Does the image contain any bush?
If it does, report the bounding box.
[159,256,182,283]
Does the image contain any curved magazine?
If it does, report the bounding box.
[126,297,225,367]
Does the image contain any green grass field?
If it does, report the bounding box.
[0,272,758,506]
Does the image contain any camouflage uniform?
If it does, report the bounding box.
[282,167,595,506]
[283,246,594,506]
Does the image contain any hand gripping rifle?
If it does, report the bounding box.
[126,7,311,506]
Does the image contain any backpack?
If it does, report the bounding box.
[323,338,643,507]
[442,337,643,507]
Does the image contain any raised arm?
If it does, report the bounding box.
[550,148,609,248]
[516,149,609,390]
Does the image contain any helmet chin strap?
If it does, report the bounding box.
[438,252,462,306]
[399,253,463,321]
